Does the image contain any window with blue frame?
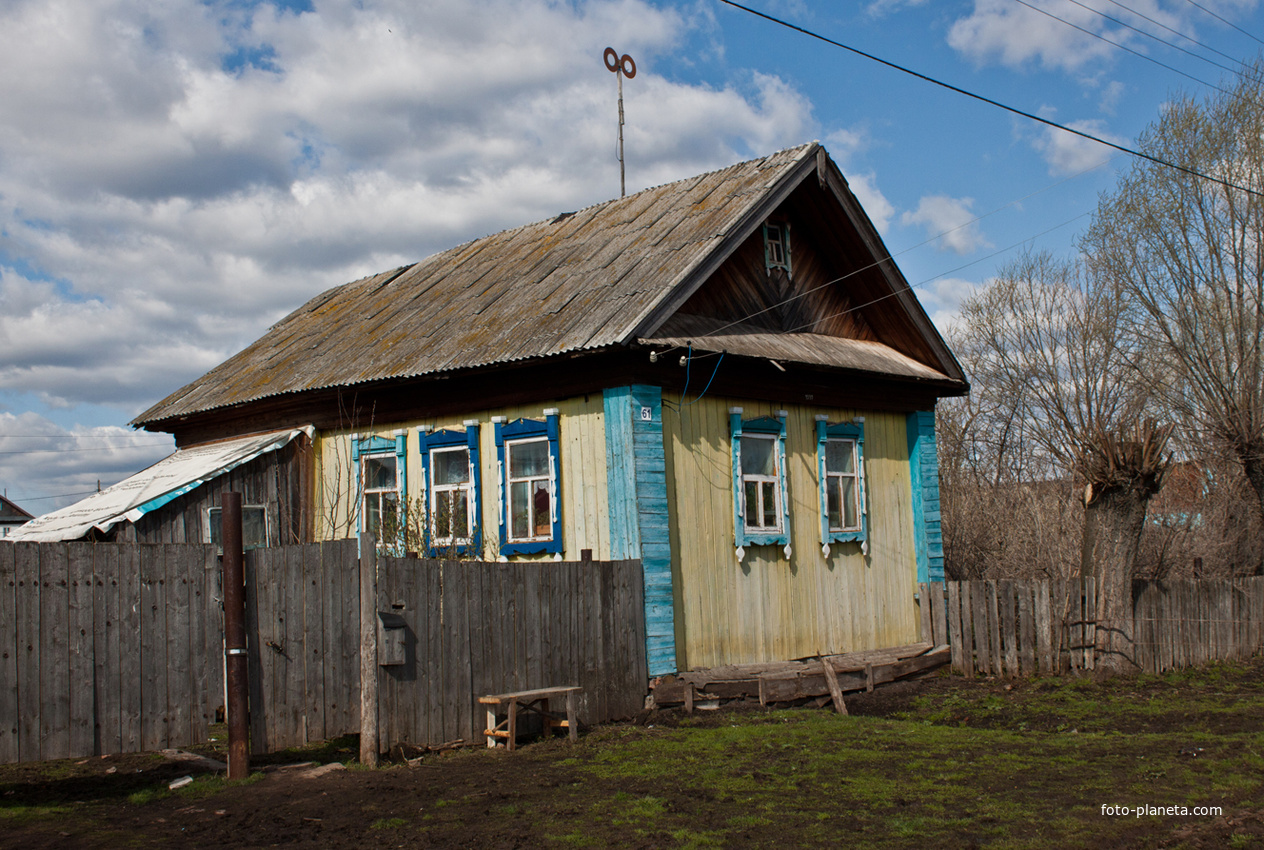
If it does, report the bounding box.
[816,416,868,557]
[493,410,562,557]
[352,431,407,549]
[763,220,791,275]
[730,408,791,561]
[417,422,480,556]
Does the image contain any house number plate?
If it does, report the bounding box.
[640,406,652,421]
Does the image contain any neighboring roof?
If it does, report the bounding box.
[9,427,312,542]
[134,142,963,428]
[0,495,33,525]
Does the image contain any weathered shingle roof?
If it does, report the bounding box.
[134,144,820,427]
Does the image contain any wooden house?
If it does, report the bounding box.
[54,142,968,675]
[0,495,33,538]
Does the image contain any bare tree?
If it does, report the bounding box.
[958,250,1170,672]
[1082,60,1264,568]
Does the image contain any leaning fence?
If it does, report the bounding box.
[919,577,1264,677]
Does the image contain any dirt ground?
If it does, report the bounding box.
[4,660,1264,849]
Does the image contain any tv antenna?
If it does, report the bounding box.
[604,47,636,197]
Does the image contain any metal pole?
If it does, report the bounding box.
[617,67,625,198]
[222,492,250,780]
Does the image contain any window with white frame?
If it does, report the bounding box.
[816,416,868,557]
[353,432,407,548]
[418,422,481,556]
[741,434,783,534]
[494,412,562,557]
[431,445,474,545]
[824,438,861,533]
[730,408,791,561]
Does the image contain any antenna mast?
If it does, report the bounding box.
[603,47,636,198]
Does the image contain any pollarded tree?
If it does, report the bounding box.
[1082,60,1264,559]
[960,250,1170,672]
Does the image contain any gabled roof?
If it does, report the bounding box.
[134,143,963,429]
[0,495,33,524]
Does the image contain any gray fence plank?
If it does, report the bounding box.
[0,544,17,763]
[40,543,71,761]
[67,545,95,757]
[118,544,141,755]
[15,543,40,762]
[167,545,193,750]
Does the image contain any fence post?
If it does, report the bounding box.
[359,533,378,767]
[222,493,249,781]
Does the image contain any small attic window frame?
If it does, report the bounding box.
[763,220,791,275]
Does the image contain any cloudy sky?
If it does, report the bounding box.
[2,0,1261,512]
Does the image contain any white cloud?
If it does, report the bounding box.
[866,0,928,18]
[0,412,174,512]
[845,173,895,235]
[947,0,1122,72]
[913,276,986,332]
[901,195,991,254]
[1031,119,1125,175]
[0,0,819,416]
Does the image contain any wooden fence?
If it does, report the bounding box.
[373,555,647,751]
[2,539,650,764]
[0,541,224,765]
[919,577,1264,677]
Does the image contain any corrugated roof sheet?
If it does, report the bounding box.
[134,144,818,426]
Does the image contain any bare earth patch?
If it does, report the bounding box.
[4,657,1264,849]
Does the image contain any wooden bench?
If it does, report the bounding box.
[480,686,581,751]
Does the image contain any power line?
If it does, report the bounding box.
[716,0,1264,198]
[1049,0,1245,77]
[1177,0,1264,47]
[1097,0,1250,68]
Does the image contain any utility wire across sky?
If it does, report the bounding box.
[717,0,1264,198]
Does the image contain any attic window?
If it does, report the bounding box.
[763,221,791,275]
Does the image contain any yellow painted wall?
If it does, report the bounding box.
[662,394,919,669]
[312,394,611,561]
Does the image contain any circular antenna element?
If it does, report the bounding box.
[603,47,636,78]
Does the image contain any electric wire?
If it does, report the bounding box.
[716,0,1264,197]
[1051,0,1246,77]
[1096,0,1251,67]
[1177,0,1264,47]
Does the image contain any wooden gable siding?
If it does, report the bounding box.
[313,394,611,561]
[665,205,878,340]
[661,393,919,669]
[125,438,313,546]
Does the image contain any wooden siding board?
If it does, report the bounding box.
[117,545,141,755]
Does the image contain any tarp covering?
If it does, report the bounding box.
[10,426,313,542]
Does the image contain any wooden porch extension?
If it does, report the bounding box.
[649,643,949,715]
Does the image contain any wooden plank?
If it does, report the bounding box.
[998,580,1017,678]
[0,544,17,763]
[985,581,1001,677]
[358,537,379,766]
[931,583,947,648]
[425,558,445,746]
[1017,582,1035,677]
[117,544,141,755]
[67,545,95,757]
[244,547,267,754]
[139,545,168,753]
[15,543,41,763]
[822,659,847,714]
[282,542,305,747]
[1034,581,1052,676]
[166,545,193,750]
[318,543,340,738]
[192,545,218,747]
[947,582,964,675]
[925,584,935,645]
[445,561,472,744]
[1083,578,1096,671]
[41,543,71,761]
[971,580,989,676]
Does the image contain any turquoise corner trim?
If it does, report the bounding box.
[604,386,677,677]
[907,410,944,583]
